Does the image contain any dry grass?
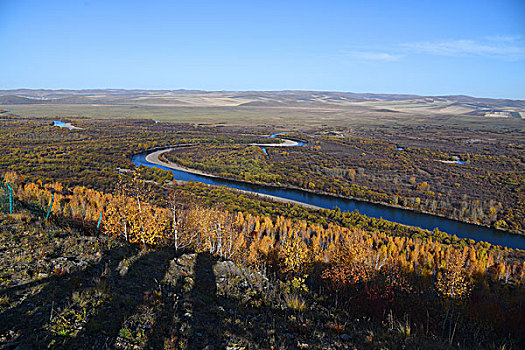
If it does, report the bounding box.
[5,102,522,130]
[396,318,412,340]
[283,293,307,312]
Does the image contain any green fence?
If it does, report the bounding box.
[0,182,14,214]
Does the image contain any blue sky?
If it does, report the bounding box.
[1,0,524,98]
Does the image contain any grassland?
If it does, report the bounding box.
[1,89,524,130]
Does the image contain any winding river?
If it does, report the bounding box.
[132,134,525,250]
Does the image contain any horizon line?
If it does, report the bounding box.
[0,87,523,101]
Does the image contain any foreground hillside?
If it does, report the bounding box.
[1,178,525,349]
[1,209,441,350]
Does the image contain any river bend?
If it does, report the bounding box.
[132,137,525,250]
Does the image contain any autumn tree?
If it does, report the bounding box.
[435,249,471,342]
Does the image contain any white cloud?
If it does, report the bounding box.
[484,35,522,43]
[403,37,525,61]
[342,36,524,63]
[347,51,403,62]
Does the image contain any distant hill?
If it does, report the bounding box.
[0,89,523,118]
[0,94,96,105]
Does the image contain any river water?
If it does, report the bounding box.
[132,137,525,250]
[53,120,78,130]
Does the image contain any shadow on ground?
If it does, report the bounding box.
[2,244,315,349]
[0,244,136,348]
